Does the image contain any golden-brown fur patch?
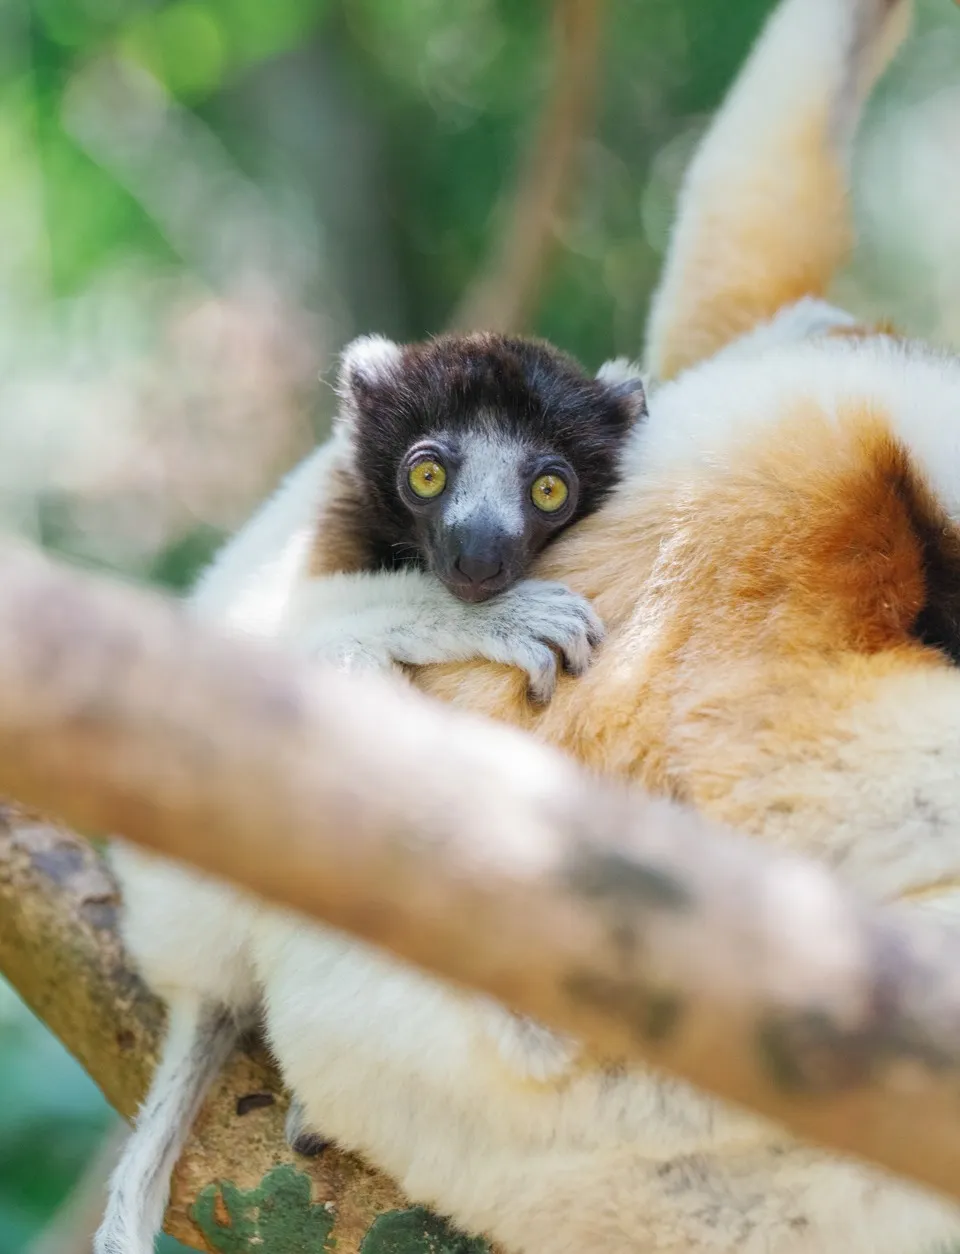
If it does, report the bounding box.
[644,0,913,385]
[310,462,371,577]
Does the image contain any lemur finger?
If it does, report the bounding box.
[534,600,605,674]
[521,643,560,704]
[556,626,595,677]
[538,607,595,675]
[581,604,606,651]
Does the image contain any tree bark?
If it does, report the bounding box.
[0,806,429,1254]
[2,537,960,1213]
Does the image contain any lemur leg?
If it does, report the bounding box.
[285,1095,333,1158]
[94,995,239,1254]
[645,0,913,380]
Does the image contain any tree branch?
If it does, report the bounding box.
[0,806,416,1253]
[449,0,605,333]
[2,537,960,1208]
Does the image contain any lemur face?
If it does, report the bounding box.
[397,428,581,602]
[336,332,646,602]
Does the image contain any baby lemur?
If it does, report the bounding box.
[322,331,644,595]
[96,330,646,1254]
[287,331,646,701]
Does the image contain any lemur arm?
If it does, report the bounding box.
[285,568,603,704]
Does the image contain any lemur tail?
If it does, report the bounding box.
[645,0,913,381]
[94,997,239,1254]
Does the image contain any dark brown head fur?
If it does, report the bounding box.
[313,332,645,602]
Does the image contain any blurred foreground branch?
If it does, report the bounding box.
[450,0,606,333]
[1,537,960,1215]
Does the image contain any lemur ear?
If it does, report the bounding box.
[334,334,403,427]
[596,358,648,424]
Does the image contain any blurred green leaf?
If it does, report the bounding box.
[0,985,112,1252]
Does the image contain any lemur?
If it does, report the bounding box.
[101,0,960,1251]
[283,331,645,702]
[95,332,646,1254]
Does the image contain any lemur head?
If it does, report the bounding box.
[335,332,646,603]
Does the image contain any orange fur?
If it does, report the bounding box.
[311,462,371,577]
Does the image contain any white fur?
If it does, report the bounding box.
[337,333,403,396]
[286,566,601,702]
[441,430,528,538]
[629,328,960,524]
[191,432,349,636]
[709,297,858,360]
[595,356,645,388]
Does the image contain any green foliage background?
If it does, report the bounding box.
[1,0,959,1250]
[16,0,768,349]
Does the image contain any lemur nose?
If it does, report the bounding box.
[455,554,504,585]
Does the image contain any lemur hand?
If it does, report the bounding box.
[467,579,604,703]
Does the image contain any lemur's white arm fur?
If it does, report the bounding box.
[189,435,346,637]
[285,569,601,702]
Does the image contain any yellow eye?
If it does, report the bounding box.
[407,458,447,499]
[531,473,568,513]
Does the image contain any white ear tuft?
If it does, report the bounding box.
[334,334,403,434]
[596,357,643,387]
[596,357,648,422]
[338,334,402,396]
